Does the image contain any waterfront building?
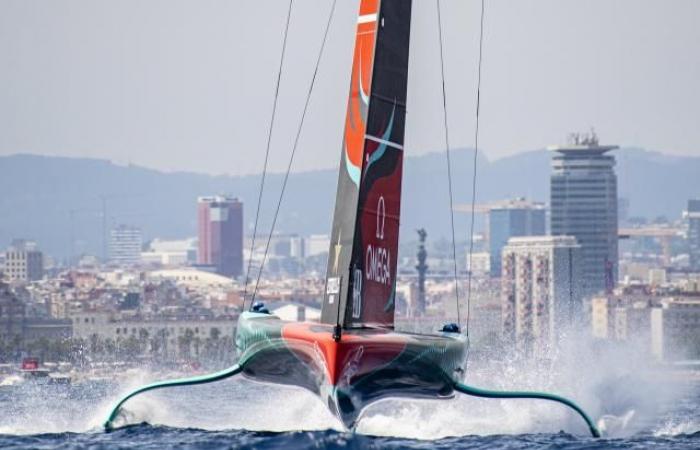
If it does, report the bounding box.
[590,294,653,345]
[146,268,236,289]
[109,225,143,266]
[590,282,700,362]
[0,282,25,340]
[140,237,197,267]
[466,252,491,276]
[3,239,44,282]
[197,196,243,277]
[70,311,237,356]
[488,199,546,277]
[651,297,700,361]
[550,132,619,296]
[687,199,700,271]
[1,282,72,341]
[305,234,331,257]
[501,236,581,356]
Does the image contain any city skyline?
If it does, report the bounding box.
[0,146,697,261]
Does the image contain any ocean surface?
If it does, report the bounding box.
[1,357,699,449]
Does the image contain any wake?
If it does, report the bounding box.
[0,333,695,441]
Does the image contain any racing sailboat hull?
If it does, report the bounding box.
[236,312,467,428]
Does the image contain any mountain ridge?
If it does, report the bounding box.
[0,149,697,260]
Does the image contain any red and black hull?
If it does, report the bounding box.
[235,312,468,428]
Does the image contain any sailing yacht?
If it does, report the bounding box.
[104,0,599,437]
[232,0,467,428]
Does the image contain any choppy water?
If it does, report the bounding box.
[1,349,699,449]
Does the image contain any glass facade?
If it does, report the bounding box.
[550,145,619,296]
[489,206,546,277]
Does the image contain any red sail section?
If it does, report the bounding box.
[321,0,381,327]
[344,0,379,177]
[322,0,412,329]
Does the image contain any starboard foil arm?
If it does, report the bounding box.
[103,362,244,431]
[454,381,601,438]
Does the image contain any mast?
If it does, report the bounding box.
[321,0,413,328]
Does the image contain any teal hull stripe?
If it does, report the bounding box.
[454,381,601,438]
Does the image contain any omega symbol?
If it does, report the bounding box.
[376,196,386,240]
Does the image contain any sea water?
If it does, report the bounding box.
[1,343,699,449]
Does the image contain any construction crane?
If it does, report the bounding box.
[454,198,546,243]
[618,227,684,266]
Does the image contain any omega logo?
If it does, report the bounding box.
[367,195,391,286]
[376,196,385,240]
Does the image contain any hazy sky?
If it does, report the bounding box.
[1,0,698,175]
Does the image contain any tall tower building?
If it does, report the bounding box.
[501,236,581,356]
[3,239,44,282]
[687,199,700,271]
[415,229,428,316]
[197,196,243,278]
[488,199,546,277]
[550,132,619,297]
[109,225,143,265]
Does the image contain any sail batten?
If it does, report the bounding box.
[321,0,412,329]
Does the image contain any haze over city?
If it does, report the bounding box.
[1,0,699,175]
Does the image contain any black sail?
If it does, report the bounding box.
[321,0,412,329]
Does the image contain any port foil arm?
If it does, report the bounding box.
[103,363,244,431]
[454,381,601,438]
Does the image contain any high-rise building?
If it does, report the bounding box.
[0,282,26,340]
[501,236,581,356]
[687,199,700,271]
[550,132,619,297]
[197,196,243,277]
[109,225,143,265]
[488,199,546,277]
[3,239,44,282]
[651,297,700,362]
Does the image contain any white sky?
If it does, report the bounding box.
[1,0,699,175]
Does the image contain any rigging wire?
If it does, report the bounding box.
[242,0,295,312]
[465,0,486,338]
[436,0,461,328]
[251,0,338,303]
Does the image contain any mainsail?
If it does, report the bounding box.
[321,0,412,328]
